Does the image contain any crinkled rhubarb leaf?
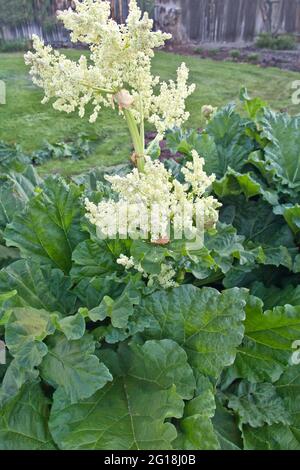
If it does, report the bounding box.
[200,105,255,178]
[227,296,300,383]
[0,260,77,314]
[40,332,112,403]
[0,383,55,450]
[243,366,300,450]
[227,381,290,428]
[4,177,86,273]
[174,375,220,450]
[49,339,195,450]
[212,399,243,450]
[258,110,300,193]
[141,284,247,378]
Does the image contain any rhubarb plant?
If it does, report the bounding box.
[0,0,299,451]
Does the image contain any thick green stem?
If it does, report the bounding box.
[140,118,145,153]
[81,83,146,171]
[124,109,145,172]
[139,94,145,153]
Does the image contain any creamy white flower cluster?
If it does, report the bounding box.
[117,254,178,289]
[85,152,221,241]
[148,62,195,135]
[25,0,195,134]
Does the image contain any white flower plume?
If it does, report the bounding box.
[25,0,195,135]
[85,153,221,242]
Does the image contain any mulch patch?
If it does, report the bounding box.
[164,44,300,73]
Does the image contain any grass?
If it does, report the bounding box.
[0,50,299,176]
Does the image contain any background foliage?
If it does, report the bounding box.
[0,0,55,28]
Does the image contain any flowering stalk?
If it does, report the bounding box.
[25,0,195,173]
[23,0,222,289]
[123,108,145,171]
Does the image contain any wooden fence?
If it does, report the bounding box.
[155,0,300,43]
[111,0,130,23]
[2,0,300,45]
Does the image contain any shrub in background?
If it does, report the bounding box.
[247,52,260,63]
[0,39,31,53]
[256,32,296,50]
[230,49,241,60]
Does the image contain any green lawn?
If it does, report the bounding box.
[0,50,299,176]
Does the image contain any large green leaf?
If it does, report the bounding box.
[5,307,55,354]
[0,260,77,315]
[275,366,300,442]
[258,110,300,192]
[223,263,290,290]
[130,240,167,275]
[84,276,149,343]
[40,333,112,403]
[212,399,243,450]
[203,223,245,274]
[213,169,261,199]
[71,239,127,310]
[174,375,220,450]
[228,381,290,428]
[221,196,294,247]
[221,197,296,276]
[228,296,300,383]
[53,312,86,341]
[212,167,279,207]
[243,366,300,450]
[0,180,26,231]
[0,141,30,172]
[70,239,120,282]
[141,284,247,378]
[203,104,256,178]
[0,383,55,450]
[0,307,54,404]
[4,177,86,273]
[73,273,125,310]
[0,341,48,405]
[242,422,300,450]
[283,205,300,237]
[250,282,300,309]
[49,340,195,450]
[167,105,256,179]
[0,245,19,269]
[239,87,267,120]
[0,166,41,231]
[87,278,141,329]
